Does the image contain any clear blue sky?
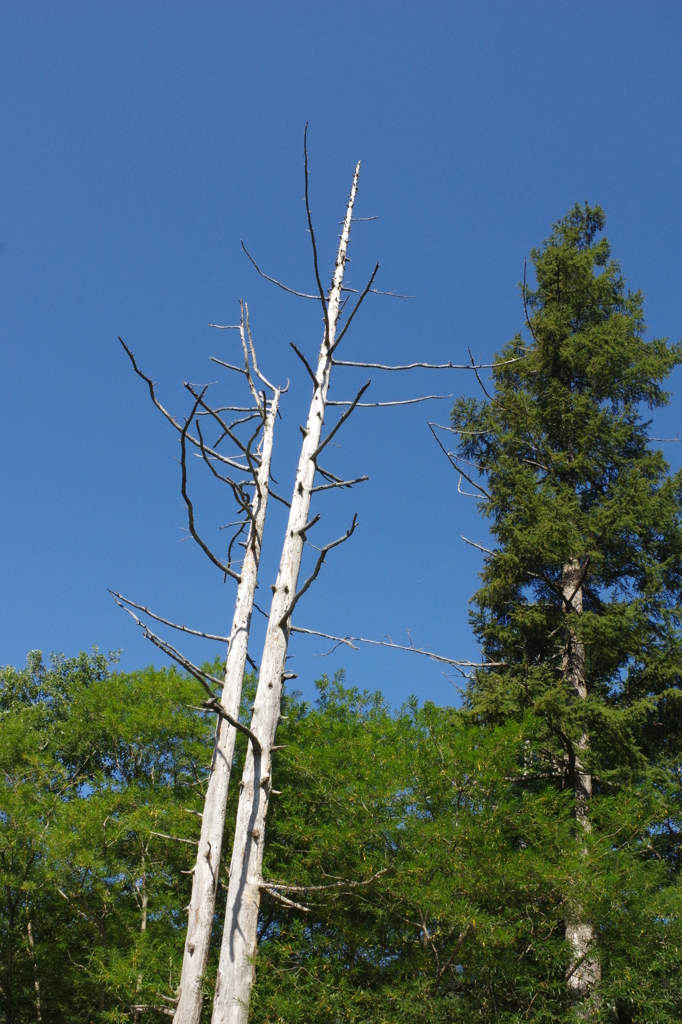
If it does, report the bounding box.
[2,2,681,707]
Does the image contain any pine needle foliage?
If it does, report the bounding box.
[449,203,682,1020]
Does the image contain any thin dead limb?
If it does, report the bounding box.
[150,832,199,847]
[110,589,261,752]
[313,381,372,459]
[282,515,359,624]
[428,422,491,500]
[330,263,379,353]
[108,591,230,643]
[461,536,495,555]
[240,242,318,300]
[290,626,505,670]
[332,356,524,370]
[179,392,244,581]
[261,867,388,894]
[328,395,451,408]
[312,475,368,493]
[304,123,330,340]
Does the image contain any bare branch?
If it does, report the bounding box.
[304,123,330,340]
[110,597,221,691]
[185,383,260,469]
[467,346,498,404]
[332,356,524,371]
[312,475,369,493]
[293,513,321,537]
[108,591,230,643]
[209,355,250,376]
[269,489,292,509]
[119,336,189,434]
[328,395,451,408]
[150,831,198,847]
[259,888,311,913]
[312,380,372,460]
[290,342,319,388]
[290,625,505,670]
[261,867,388,894]
[244,302,283,394]
[180,396,243,580]
[461,536,495,555]
[194,418,257,532]
[282,515,359,624]
[429,422,491,500]
[330,263,380,354]
[239,241,318,300]
[523,258,540,347]
[110,594,264,753]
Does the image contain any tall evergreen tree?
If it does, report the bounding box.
[451,203,682,1017]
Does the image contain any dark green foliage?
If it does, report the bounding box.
[451,204,682,769]
[0,650,217,1023]
[250,674,682,1023]
[2,655,680,1021]
[446,204,682,1019]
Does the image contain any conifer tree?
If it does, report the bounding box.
[450,203,682,1015]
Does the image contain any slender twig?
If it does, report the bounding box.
[523,258,540,346]
[244,302,283,395]
[429,422,491,500]
[119,338,254,472]
[109,596,261,752]
[239,242,318,300]
[313,381,372,459]
[290,626,505,670]
[461,536,495,555]
[194,419,258,532]
[282,515,359,624]
[108,591,230,643]
[332,356,524,371]
[269,489,292,509]
[290,343,319,387]
[330,263,380,353]
[150,832,199,847]
[328,395,451,408]
[261,867,388,894]
[304,123,330,341]
[312,475,369,493]
[180,396,243,580]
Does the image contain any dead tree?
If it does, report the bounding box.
[113,303,284,1024]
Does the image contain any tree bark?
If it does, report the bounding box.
[210,162,361,1024]
[562,560,600,1013]
[26,920,41,1023]
[173,391,280,1024]
[133,845,148,1024]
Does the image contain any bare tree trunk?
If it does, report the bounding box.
[26,921,41,1023]
[133,845,149,1024]
[562,559,600,1014]
[210,162,361,1024]
[173,389,280,1024]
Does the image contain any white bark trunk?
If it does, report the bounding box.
[210,163,361,1024]
[562,560,600,1011]
[173,391,280,1024]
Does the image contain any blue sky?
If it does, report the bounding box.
[1,2,681,707]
